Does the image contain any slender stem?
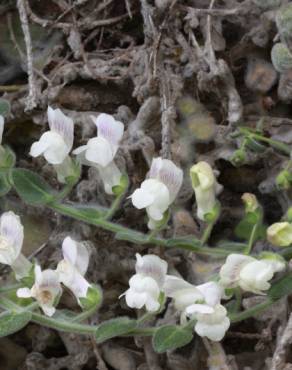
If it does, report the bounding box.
[104,192,126,220]
[50,202,232,256]
[71,305,98,323]
[244,223,258,255]
[230,299,273,323]
[200,221,215,246]
[234,288,242,313]
[31,311,96,334]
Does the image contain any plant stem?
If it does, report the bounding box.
[51,202,232,256]
[31,311,96,334]
[230,299,273,323]
[104,192,126,220]
[244,223,258,255]
[200,221,215,246]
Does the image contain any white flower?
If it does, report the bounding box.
[219,253,285,294]
[73,113,124,194]
[186,304,230,342]
[17,265,61,316]
[122,253,168,312]
[267,222,292,247]
[57,236,91,303]
[0,115,4,145]
[130,157,183,229]
[30,106,74,165]
[0,211,31,279]
[163,275,229,341]
[190,161,222,221]
[163,276,223,314]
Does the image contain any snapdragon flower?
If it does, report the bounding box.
[57,236,91,304]
[219,253,285,294]
[190,161,222,221]
[30,106,74,165]
[17,265,61,316]
[0,211,31,279]
[73,113,124,194]
[163,275,229,341]
[267,222,292,247]
[130,157,183,229]
[122,253,168,312]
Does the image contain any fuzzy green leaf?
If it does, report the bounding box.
[153,325,193,353]
[11,168,56,205]
[0,311,31,337]
[95,317,137,343]
[268,273,292,301]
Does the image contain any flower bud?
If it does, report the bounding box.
[271,43,292,73]
[230,149,246,167]
[267,222,292,247]
[190,162,222,221]
[54,156,80,184]
[241,193,259,214]
[276,169,292,190]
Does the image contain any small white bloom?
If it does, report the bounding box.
[190,161,222,221]
[57,236,91,303]
[30,106,74,165]
[130,158,183,229]
[186,304,230,342]
[0,211,31,279]
[219,253,285,294]
[17,265,62,317]
[73,113,124,194]
[122,253,168,312]
[163,276,223,313]
[0,115,4,145]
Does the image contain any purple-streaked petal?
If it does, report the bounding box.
[135,253,167,287]
[0,211,23,259]
[47,106,74,150]
[93,113,124,147]
[149,157,183,203]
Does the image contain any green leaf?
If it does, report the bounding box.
[95,317,137,343]
[0,172,11,197]
[0,311,31,337]
[0,99,10,117]
[268,273,292,301]
[234,213,265,241]
[11,168,56,205]
[153,325,193,353]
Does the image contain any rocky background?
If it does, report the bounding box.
[0,0,292,369]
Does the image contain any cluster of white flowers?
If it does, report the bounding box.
[122,251,286,341]
[29,107,124,194]
[0,210,93,316]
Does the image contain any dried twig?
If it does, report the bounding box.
[16,0,37,110]
[270,313,292,370]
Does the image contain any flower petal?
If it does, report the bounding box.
[196,281,223,307]
[219,253,255,287]
[149,158,183,203]
[93,113,124,147]
[41,305,56,317]
[0,211,23,263]
[131,188,154,209]
[47,106,74,151]
[17,287,32,298]
[186,304,215,315]
[135,254,167,287]
[195,317,230,341]
[97,161,122,195]
[62,236,89,276]
[85,137,114,167]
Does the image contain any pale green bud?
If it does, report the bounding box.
[267,222,292,247]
